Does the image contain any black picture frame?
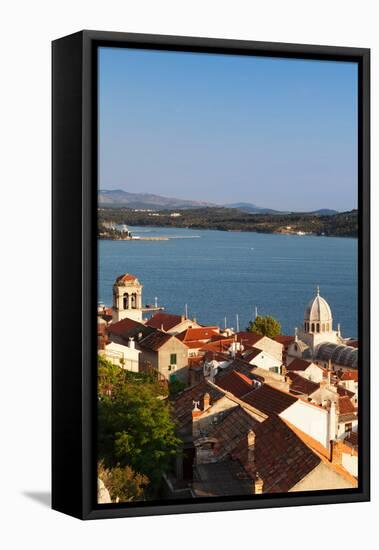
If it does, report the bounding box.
[52,30,370,520]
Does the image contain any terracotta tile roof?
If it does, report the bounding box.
[216,371,254,398]
[145,312,184,331]
[283,420,358,486]
[286,357,313,372]
[116,273,138,283]
[345,431,358,448]
[107,317,144,337]
[177,327,220,343]
[336,385,355,398]
[210,406,260,459]
[235,331,264,347]
[241,384,297,416]
[232,415,321,493]
[138,329,174,351]
[338,396,356,415]
[200,338,234,353]
[216,358,262,383]
[173,380,225,429]
[287,372,320,396]
[274,335,295,346]
[339,371,358,382]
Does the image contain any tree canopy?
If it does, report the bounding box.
[247,315,282,339]
[98,356,180,494]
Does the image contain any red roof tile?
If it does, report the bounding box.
[287,372,320,396]
[200,338,234,353]
[286,358,313,372]
[116,273,138,283]
[338,396,356,415]
[146,312,184,331]
[345,431,358,448]
[336,385,355,398]
[173,381,225,429]
[231,415,321,493]
[339,371,358,382]
[241,384,297,416]
[236,331,264,347]
[108,317,144,337]
[139,329,175,351]
[177,327,220,342]
[216,371,254,398]
[274,335,295,346]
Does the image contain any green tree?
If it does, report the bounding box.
[98,357,180,492]
[98,461,149,502]
[247,315,282,338]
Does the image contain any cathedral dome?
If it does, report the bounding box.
[304,287,333,323]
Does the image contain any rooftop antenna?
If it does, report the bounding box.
[224,316,227,330]
[185,303,188,318]
[154,296,158,308]
[236,314,240,333]
[255,306,258,320]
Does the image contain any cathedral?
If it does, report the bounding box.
[287,287,358,371]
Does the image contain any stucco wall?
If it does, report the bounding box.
[290,462,355,491]
[280,400,329,448]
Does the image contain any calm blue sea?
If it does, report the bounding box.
[98,226,358,338]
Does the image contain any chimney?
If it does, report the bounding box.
[254,472,264,495]
[181,315,185,322]
[330,439,343,465]
[128,337,135,349]
[192,400,202,437]
[203,392,211,411]
[328,400,337,446]
[247,430,256,469]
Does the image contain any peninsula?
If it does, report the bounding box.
[98,206,358,239]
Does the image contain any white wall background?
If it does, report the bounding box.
[1,1,377,548]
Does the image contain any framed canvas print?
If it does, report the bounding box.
[52,31,370,520]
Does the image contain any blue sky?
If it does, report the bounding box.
[99,47,358,211]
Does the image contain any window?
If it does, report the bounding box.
[170,353,177,365]
[345,422,353,433]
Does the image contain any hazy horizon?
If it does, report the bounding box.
[99,48,358,211]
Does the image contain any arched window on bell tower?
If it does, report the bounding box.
[311,323,315,332]
[123,293,129,310]
[131,293,137,309]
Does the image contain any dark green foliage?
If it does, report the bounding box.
[248,315,282,338]
[98,461,149,502]
[98,356,180,493]
[98,207,358,238]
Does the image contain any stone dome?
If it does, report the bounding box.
[304,287,333,323]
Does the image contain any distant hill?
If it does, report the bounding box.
[225,202,287,214]
[307,209,339,216]
[98,189,216,209]
[99,190,340,215]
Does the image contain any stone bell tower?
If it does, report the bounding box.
[112,273,143,323]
